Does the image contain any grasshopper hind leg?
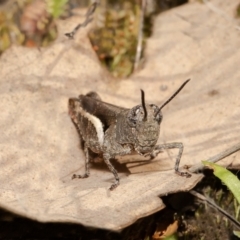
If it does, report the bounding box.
[72,143,90,179]
[102,153,120,191]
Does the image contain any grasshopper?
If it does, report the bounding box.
[69,80,191,190]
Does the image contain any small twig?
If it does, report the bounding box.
[190,190,240,230]
[65,1,99,39]
[134,0,146,71]
[189,143,240,173]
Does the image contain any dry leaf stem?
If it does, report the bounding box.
[134,0,146,71]
[190,190,240,230]
[189,143,240,173]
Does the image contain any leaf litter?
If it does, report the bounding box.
[0,0,240,230]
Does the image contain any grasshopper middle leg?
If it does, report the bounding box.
[152,142,191,177]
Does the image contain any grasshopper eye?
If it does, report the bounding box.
[155,111,162,124]
[127,106,142,127]
[150,104,162,124]
[134,107,144,118]
[134,106,147,121]
[128,117,137,127]
[132,120,137,126]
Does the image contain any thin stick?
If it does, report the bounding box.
[189,143,240,173]
[190,190,240,229]
[134,0,146,71]
[65,2,99,39]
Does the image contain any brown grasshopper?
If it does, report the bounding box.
[69,80,191,190]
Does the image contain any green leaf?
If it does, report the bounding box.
[46,0,68,19]
[202,161,240,204]
[164,234,178,240]
[233,231,240,238]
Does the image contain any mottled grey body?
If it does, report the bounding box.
[69,80,191,190]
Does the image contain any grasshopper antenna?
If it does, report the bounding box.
[159,79,190,110]
[141,89,148,121]
[155,79,190,117]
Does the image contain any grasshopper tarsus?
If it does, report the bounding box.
[72,173,89,179]
[175,170,191,178]
[65,32,74,39]
[109,180,120,191]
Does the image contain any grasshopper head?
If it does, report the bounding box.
[127,96,162,154]
[127,80,190,154]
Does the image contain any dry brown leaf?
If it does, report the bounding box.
[0,0,239,230]
[152,220,178,239]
